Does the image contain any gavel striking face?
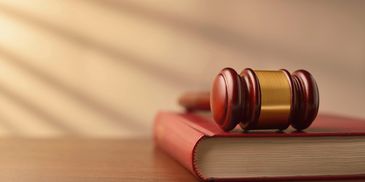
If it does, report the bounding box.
[179,68,319,131]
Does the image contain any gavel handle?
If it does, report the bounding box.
[178,92,211,111]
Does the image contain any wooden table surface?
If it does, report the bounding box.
[0,138,197,182]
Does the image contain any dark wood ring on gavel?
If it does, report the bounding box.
[178,67,319,131]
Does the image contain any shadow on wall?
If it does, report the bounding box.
[0,0,363,137]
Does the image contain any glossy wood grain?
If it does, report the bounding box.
[211,68,243,131]
[178,91,210,111]
[179,68,320,131]
[290,70,320,130]
[0,138,197,182]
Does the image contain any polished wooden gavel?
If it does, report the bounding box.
[179,67,319,131]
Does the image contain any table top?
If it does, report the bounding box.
[0,138,197,182]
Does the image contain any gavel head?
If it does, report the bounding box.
[211,68,319,131]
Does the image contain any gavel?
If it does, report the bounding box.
[179,67,319,132]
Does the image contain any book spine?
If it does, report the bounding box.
[154,112,205,180]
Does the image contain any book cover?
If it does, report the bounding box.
[154,111,365,181]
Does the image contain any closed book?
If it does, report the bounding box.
[154,111,365,181]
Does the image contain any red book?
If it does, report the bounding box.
[154,111,365,181]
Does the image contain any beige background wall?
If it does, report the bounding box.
[0,0,363,137]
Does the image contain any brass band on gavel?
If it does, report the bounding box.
[252,70,292,129]
[178,67,319,131]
